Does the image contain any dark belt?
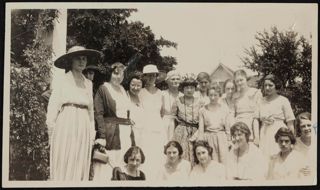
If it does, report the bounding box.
[62,103,88,110]
[176,119,198,129]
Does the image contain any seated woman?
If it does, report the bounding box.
[157,141,191,181]
[294,112,316,181]
[267,127,305,181]
[226,122,267,180]
[112,146,146,180]
[189,140,226,182]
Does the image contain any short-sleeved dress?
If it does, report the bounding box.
[162,90,183,141]
[220,94,236,132]
[256,95,295,158]
[233,88,262,141]
[172,97,203,163]
[199,104,229,165]
[46,72,95,180]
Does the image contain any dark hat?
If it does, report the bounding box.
[180,73,198,88]
[54,46,101,69]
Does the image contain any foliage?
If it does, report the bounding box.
[67,9,178,88]
[242,27,312,114]
[9,9,57,180]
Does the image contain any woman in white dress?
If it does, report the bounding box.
[220,79,236,130]
[162,70,183,141]
[139,64,166,180]
[189,140,226,182]
[157,141,191,181]
[226,122,268,180]
[256,74,295,158]
[46,46,100,180]
[125,71,145,147]
[267,127,305,181]
[294,112,316,182]
[195,72,210,105]
[93,62,133,181]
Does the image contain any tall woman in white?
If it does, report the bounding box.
[139,64,166,180]
[46,46,100,180]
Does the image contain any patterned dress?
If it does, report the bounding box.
[172,97,203,164]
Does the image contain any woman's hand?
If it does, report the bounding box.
[253,138,259,147]
[299,166,311,176]
[95,138,106,147]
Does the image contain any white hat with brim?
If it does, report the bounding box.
[142,64,159,74]
[54,46,101,69]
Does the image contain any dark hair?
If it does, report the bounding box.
[274,127,296,144]
[163,141,183,157]
[223,78,236,94]
[197,72,211,82]
[230,122,251,142]
[193,140,213,164]
[261,74,282,96]
[295,112,311,137]
[124,146,145,164]
[234,69,248,81]
[207,84,222,97]
[125,70,144,91]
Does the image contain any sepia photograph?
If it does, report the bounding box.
[2,2,318,187]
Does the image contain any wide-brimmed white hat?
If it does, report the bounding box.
[54,46,101,69]
[142,64,159,74]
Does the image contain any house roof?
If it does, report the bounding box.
[210,62,234,77]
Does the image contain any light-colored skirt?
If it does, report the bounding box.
[50,106,93,181]
[203,131,228,165]
[162,115,176,142]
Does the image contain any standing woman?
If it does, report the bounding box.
[172,74,204,164]
[196,72,211,106]
[189,141,226,182]
[197,86,230,165]
[46,46,100,180]
[162,70,183,141]
[93,62,133,181]
[139,64,166,180]
[220,79,236,128]
[126,71,145,147]
[233,69,262,146]
[256,74,295,158]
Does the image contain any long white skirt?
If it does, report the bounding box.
[50,106,92,181]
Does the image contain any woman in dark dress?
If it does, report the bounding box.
[112,146,146,180]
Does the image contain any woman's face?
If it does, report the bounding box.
[167,75,181,89]
[232,130,248,149]
[225,82,235,97]
[198,78,210,92]
[111,65,125,84]
[166,146,180,164]
[208,89,220,104]
[234,75,247,91]
[129,78,143,96]
[71,55,87,72]
[195,146,211,165]
[277,136,292,153]
[144,73,157,85]
[127,153,142,171]
[183,85,196,97]
[264,80,277,97]
[299,119,313,138]
[85,70,95,81]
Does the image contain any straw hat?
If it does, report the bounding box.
[54,46,101,69]
[180,73,198,88]
[142,64,159,74]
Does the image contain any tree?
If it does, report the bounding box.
[242,26,312,114]
[10,9,58,180]
[67,9,178,89]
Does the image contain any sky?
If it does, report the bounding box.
[128,3,317,75]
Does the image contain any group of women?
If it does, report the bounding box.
[46,46,316,183]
